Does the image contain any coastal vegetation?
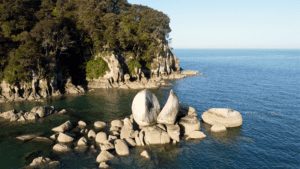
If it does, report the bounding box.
[0,0,171,85]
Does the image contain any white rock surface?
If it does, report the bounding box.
[96,150,114,163]
[57,133,74,143]
[53,143,71,153]
[157,90,179,125]
[114,139,130,156]
[94,121,106,130]
[186,131,206,140]
[77,137,88,146]
[143,126,171,145]
[140,150,150,159]
[131,89,160,127]
[211,123,227,132]
[111,119,123,128]
[87,130,96,139]
[52,121,72,133]
[202,108,243,127]
[96,132,108,144]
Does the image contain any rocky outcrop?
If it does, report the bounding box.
[142,125,171,145]
[20,89,243,168]
[0,106,65,122]
[131,89,160,126]
[0,77,85,103]
[25,156,60,169]
[157,90,180,125]
[87,46,198,90]
[202,108,243,128]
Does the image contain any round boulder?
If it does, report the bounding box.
[57,133,74,143]
[131,89,160,127]
[114,139,129,156]
[202,108,242,127]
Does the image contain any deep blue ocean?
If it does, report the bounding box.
[0,49,299,169]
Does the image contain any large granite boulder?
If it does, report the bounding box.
[166,124,180,142]
[179,114,201,135]
[142,125,171,145]
[114,139,129,156]
[157,90,179,125]
[131,89,160,127]
[202,108,243,127]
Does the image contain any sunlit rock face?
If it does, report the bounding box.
[157,90,180,125]
[202,108,243,128]
[131,89,160,127]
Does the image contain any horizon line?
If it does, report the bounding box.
[173,48,300,50]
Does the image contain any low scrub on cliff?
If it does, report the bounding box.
[0,0,171,84]
[86,58,109,80]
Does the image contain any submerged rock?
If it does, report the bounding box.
[131,89,160,127]
[99,162,109,169]
[140,150,150,159]
[27,156,60,169]
[157,90,180,125]
[202,108,243,127]
[96,150,114,163]
[16,134,39,142]
[186,131,206,140]
[211,123,227,132]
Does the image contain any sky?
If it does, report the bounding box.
[128,0,300,49]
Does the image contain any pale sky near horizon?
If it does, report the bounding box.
[128,0,300,49]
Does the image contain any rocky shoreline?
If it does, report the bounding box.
[1,89,243,169]
[0,69,198,103]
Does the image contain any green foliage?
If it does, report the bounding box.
[127,59,141,75]
[0,0,171,84]
[86,58,109,79]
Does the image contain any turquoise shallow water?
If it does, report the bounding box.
[0,49,300,169]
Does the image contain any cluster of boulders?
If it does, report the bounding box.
[0,106,66,122]
[25,89,206,168]
[23,89,243,168]
[25,156,60,169]
[202,108,243,132]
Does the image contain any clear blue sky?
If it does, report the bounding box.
[128,0,300,49]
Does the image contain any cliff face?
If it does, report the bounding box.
[87,43,183,90]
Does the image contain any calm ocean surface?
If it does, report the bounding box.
[0,49,300,169]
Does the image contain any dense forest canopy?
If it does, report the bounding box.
[0,0,171,85]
